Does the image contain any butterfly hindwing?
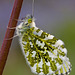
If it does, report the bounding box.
[19,27,71,75]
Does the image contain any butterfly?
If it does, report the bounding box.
[16,14,72,75]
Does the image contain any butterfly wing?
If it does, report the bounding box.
[20,27,71,75]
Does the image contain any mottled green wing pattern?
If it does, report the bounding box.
[21,27,71,75]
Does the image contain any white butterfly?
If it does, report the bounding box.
[16,14,72,75]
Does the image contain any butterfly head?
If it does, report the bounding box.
[16,14,36,35]
[22,14,35,27]
[19,14,36,28]
[26,14,33,24]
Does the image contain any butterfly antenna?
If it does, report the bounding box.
[32,0,35,17]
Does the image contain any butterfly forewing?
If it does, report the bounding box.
[20,27,71,75]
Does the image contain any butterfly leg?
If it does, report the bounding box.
[5,35,19,40]
[7,26,16,29]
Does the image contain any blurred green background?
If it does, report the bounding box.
[0,0,75,75]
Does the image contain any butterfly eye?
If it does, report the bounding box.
[25,23,28,25]
[28,19,32,23]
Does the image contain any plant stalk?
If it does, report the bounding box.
[0,0,23,75]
